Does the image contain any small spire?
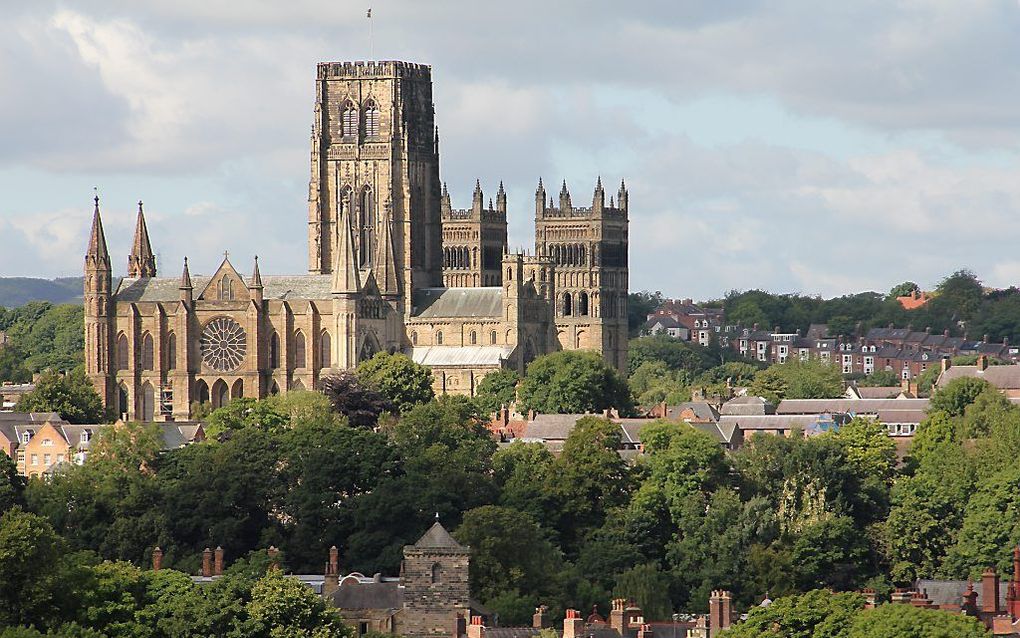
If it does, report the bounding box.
[250,255,263,288]
[474,178,482,194]
[537,177,544,192]
[488,197,494,210]
[128,199,157,278]
[596,175,603,190]
[498,180,505,195]
[86,192,110,264]
[180,257,193,290]
[442,182,449,197]
[560,179,568,195]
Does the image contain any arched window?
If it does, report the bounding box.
[294,332,307,369]
[195,380,210,405]
[341,100,358,137]
[411,331,418,346]
[212,379,229,409]
[578,291,589,317]
[141,333,154,370]
[231,379,243,399]
[166,333,177,371]
[506,267,512,280]
[431,563,442,584]
[562,292,573,316]
[490,331,497,345]
[436,331,444,345]
[320,331,332,368]
[291,379,306,391]
[141,383,155,422]
[116,333,129,370]
[363,99,380,137]
[270,332,280,368]
[470,331,477,345]
[117,384,129,417]
[218,276,233,301]
[359,188,375,268]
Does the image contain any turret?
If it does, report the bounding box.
[617,179,628,214]
[593,176,605,213]
[84,194,112,384]
[471,179,484,218]
[441,182,452,217]
[128,200,157,278]
[496,181,507,215]
[249,255,264,305]
[179,257,193,305]
[535,177,546,218]
[559,180,572,213]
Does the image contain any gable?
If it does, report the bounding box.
[198,258,250,302]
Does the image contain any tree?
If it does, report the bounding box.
[848,603,990,638]
[888,282,919,299]
[932,270,983,322]
[613,563,673,620]
[204,397,290,437]
[474,369,520,415]
[637,420,730,522]
[246,568,351,638]
[747,359,844,404]
[492,442,555,525]
[719,590,865,638]
[855,370,899,387]
[355,352,434,413]
[628,291,663,337]
[518,351,632,415]
[942,464,1020,578]
[829,418,897,484]
[0,451,25,514]
[930,377,996,418]
[628,335,715,376]
[791,516,870,591]
[319,371,393,427]
[16,369,105,423]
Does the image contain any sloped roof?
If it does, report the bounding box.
[721,396,773,416]
[916,579,1004,609]
[115,275,333,302]
[410,345,514,367]
[938,364,1020,390]
[0,412,65,423]
[776,398,929,415]
[411,287,503,318]
[330,580,402,610]
[414,521,466,549]
[666,402,720,422]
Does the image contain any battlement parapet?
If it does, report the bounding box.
[317,60,431,79]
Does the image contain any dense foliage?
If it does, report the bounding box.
[15,369,106,423]
[0,302,84,383]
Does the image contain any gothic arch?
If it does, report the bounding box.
[363,99,380,137]
[270,381,280,396]
[141,333,154,370]
[195,380,210,405]
[578,291,589,317]
[436,330,444,345]
[166,333,177,371]
[469,330,477,345]
[341,100,358,137]
[320,331,332,368]
[562,292,573,316]
[117,383,129,418]
[270,332,280,368]
[231,379,243,400]
[116,333,129,370]
[292,378,306,392]
[294,331,307,368]
[211,379,229,409]
[359,334,379,361]
[141,382,155,422]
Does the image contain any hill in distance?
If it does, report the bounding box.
[0,277,83,308]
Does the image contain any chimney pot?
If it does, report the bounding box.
[213,546,224,576]
[151,547,163,572]
[201,547,212,578]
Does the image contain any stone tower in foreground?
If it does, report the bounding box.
[401,522,471,638]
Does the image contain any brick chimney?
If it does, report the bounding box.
[1009,546,1020,617]
[636,625,653,638]
[324,546,340,598]
[978,355,989,371]
[532,605,548,629]
[467,615,484,638]
[910,590,933,608]
[890,589,912,604]
[708,590,732,637]
[201,547,212,577]
[609,598,628,634]
[861,588,876,609]
[563,609,584,638]
[268,545,280,570]
[982,567,1000,613]
[151,547,163,572]
[941,357,951,374]
[962,581,978,615]
[214,546,224,576]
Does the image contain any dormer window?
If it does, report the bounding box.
[81,431,91,444]
[21,432,30,444]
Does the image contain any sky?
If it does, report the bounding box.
[2,0,1020,301]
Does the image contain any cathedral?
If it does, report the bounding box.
[83,60,629,421]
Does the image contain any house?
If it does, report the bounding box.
[896,290,932,310]
[0,382,36,411]
[776,397,930,437]
[935,357,1020,398]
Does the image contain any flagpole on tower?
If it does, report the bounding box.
[367,8,374,60]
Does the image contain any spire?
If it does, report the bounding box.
[332,205,361,293]
[441,182,452,217]
[250,255,263,288]
[535,178,546,218]
[375,204,399,296]
[180,257,193,290]
[617,178,629,213]
[128,200,157,278]
[593,176,605,211]
[86,194,110,267]
[496,180,507,215]
[559,180,572,212]
[472,179,483,216]
[434,126,440,154]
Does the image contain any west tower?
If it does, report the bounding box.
[308,61,443,309]
[535,178,629,372]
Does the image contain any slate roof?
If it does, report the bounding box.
[411,287,503,318]
[937,364,1020,390]
[413,521,466,549]
[720,396,773,416]
[410,345,515,367]
[692,421,739,444]
[0,412,64,423]
[915,579,1005,609]
[847,385,902,399]
[719,414,835,431]
[665,402,720,422]
[520,414,581,441]
[115,275,333,302]
[331,580,402,610]
[776,398,929,415]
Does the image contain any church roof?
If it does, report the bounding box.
[115,275,333,302]
[410,345,515,367]
[411,287,502,319]
[413,521,465,549]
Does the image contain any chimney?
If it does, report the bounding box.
[202,547,212,577]
[151,547,163,572]
[861,588,877,609]
[324,546,340,598]
[978,354,989,371]
[563,609,584,638]
[941,358,951,374]
[532,605,548,629]
[609,598,628,634]
[214,546,224,576]
[1010,546,1020,617]
[708,591,732,637]
[268,546,280,570]
[900,378,910,395]
[982,567,1000,613]
[910,590,933,608]
[467,615,484,638]
[636,625,653,638]
[963,581,978,614]
[890,589,912,604]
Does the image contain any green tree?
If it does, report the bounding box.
[492,442,555,525]
[829,418,897,484]
[246,568,351,638]
[518,351,632,415]
[629,291,663,337]
[719,589,865,638]
[888,282,919,299]
[355,352,434,413]
[855,370,899,387]
[791,516,870,591]
[930,377,996,417]
[16,369,105,423]
[932,269,983,322]
[474,369,520,414]
[319,371,393,427]
[637,420,730,522]
[613,563,673,620]
[203,397,290,437]
[943,464,1020,578]
[747,359,844,404]
[848,603,989,638]
[0,451,26,514]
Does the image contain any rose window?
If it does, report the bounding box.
[200,317,247,372]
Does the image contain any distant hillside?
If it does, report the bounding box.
[0,277,83,308]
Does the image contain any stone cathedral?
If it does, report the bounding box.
[83,60,629,421]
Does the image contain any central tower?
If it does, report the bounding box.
[308,61,443,308]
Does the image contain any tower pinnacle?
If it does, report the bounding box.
[128,200,157,278]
